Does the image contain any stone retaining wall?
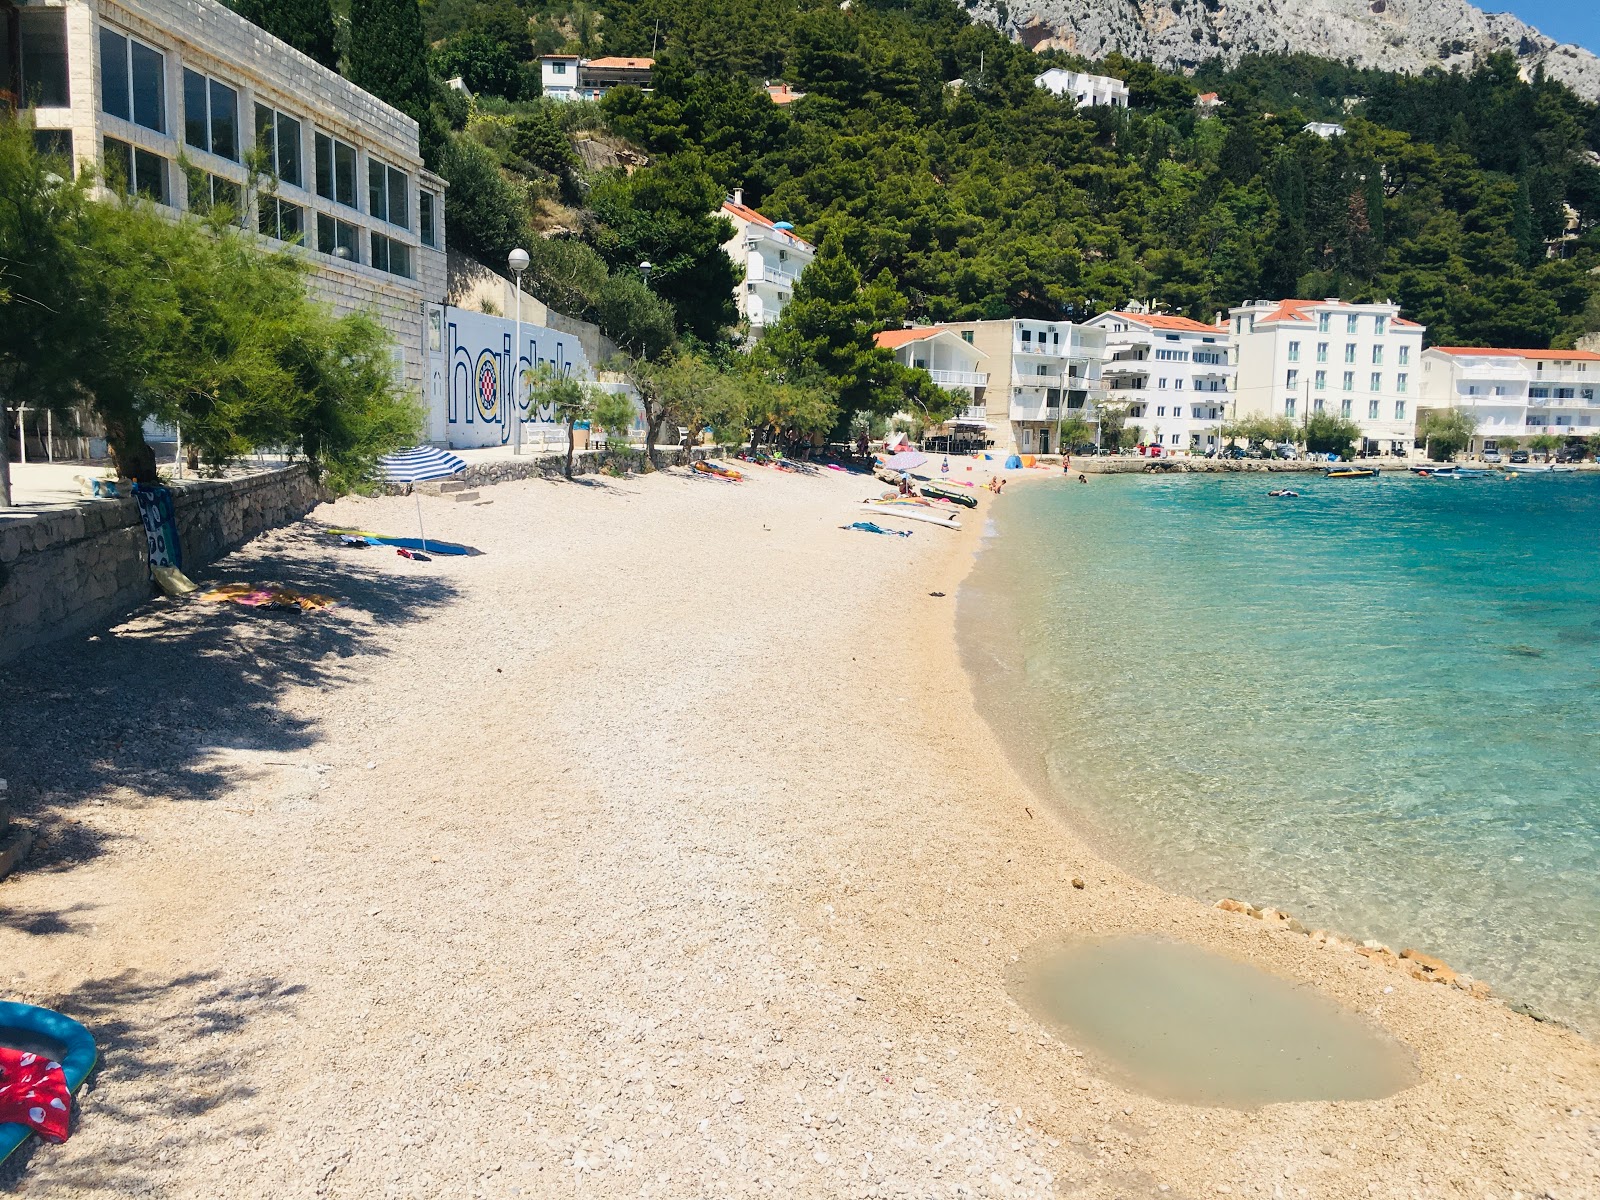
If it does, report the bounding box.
[0,466,321,666]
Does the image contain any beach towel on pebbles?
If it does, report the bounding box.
[0,1047,71,1143]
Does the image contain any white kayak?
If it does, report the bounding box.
[858,504,961,530]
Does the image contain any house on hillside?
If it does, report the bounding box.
[537,54,654,103]
[1195,92,1224,116]
[1419,346,1600,456]
[8,0,447,401]
[1034,68,1129,109]
[719,188,814,334]
[765,83,804,105]
[1083,309,1234,453]
[1302,121,1346,138]
[1230,298,1425,457]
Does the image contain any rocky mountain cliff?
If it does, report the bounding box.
[971,0,1600,100]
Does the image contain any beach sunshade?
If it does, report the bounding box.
[1004,454,1023,469]
[884,451,928,472]
[376,446,466,483]
[376,446,467,556]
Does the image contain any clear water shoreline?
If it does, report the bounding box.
[958,470,1600,1034]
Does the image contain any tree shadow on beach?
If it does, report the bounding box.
[0,522,462,873]
[0,968,298,1194]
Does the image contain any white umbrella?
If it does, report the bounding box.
[883,451,928,473]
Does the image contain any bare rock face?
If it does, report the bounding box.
[969,0,1600,101]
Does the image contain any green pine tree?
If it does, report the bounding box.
[348,0,434,145]
[234,0,338,71]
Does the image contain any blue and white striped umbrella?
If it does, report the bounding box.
[377,446,467,483]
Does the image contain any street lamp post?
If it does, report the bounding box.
[638,261,653,288]
[508,247,530,455]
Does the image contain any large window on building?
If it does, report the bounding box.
[316,212,361,262]
[183,69,238,160]
[19,8,71,108]
[258,196,305,243]
[254,105,304,188]
[188,171,241,217]
[100,28,166,133]
[370,232,413,278]
[315,132,358,208]
[419,188,438,247]
[33,129,74,162]
[368,158,409,229]
[103,136,169,205]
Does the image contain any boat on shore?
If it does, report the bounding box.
[1409,464,1457,477]
[919,482,979,508]
[1325,467,1379,479]
[858,504,960,529]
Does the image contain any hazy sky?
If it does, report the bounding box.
[1504,2,1598,53]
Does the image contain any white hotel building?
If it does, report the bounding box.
[1419,346,1600,453]
[7,0,448,397]
[1084,310,1234,452]
[1230,299,1427,456]
[720,189,814,334]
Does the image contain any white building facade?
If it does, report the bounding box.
[1084,310,1233,452]
[537,54,653,103]
[720,190,814,334]
[1230,299,1426,456]
[875,327,990,444]
[1419,347,1600,453]
[921,319,1106,455]
[11,0,447,399]
[1034,68,1129,108]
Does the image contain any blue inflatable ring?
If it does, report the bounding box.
[0,1002,98,1166]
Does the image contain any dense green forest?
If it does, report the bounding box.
[245,0,1600,352]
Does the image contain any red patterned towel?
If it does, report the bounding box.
[0,1047,71,1143]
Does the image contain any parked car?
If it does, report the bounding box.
[1557,446,1589,463]
[1482,450,1502,463]
[1509,450,1530,464]
[1273,444,1298,459]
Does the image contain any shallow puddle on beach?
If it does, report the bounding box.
[1010,936,1417,1107]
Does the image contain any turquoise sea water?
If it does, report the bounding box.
[960,470,1600,1032]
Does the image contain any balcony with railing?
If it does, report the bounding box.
[1015,372,1068,390]
[1009,400,1061,422]
[758,265,801,287]
[929,369,989,388]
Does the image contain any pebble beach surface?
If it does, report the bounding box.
[1,463,1597,1198]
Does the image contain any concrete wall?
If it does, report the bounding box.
[0,465,319,665]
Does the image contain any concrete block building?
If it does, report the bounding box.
[1034,68,1129,108]
[7,0,447,399]
[537,54,653,103]
[1419,346,1600,454]
[1084,309,1234,453]
[1230,299,1426,456]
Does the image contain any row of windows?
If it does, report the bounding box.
[1154,348,1188,361]
[1289,341,1410,366]
[1286,397,1407,420]
[102,138,426,277]
[96,24,439,263]
[1237,312,1397,337]
[1288,369,1410,393]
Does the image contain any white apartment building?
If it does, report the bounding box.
[537,54,653,103]
[1084,310,1234,452]
[9,0,447,398]
[875,327,990,445]
[1419,346,1600,454]
[913,319,1106,455]
[1230,299,1426,456]
[720,189,814,334]
[1034,68,1129,108]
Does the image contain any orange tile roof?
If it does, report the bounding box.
[585,56,654,70]
[1111,312,1221,334]
[1253,299,1319,324]
[1434,346,1600,361]
[875,328,946,349]
[1197,92,1220,102]
[721,199,813,248]
[766,84,803,105]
